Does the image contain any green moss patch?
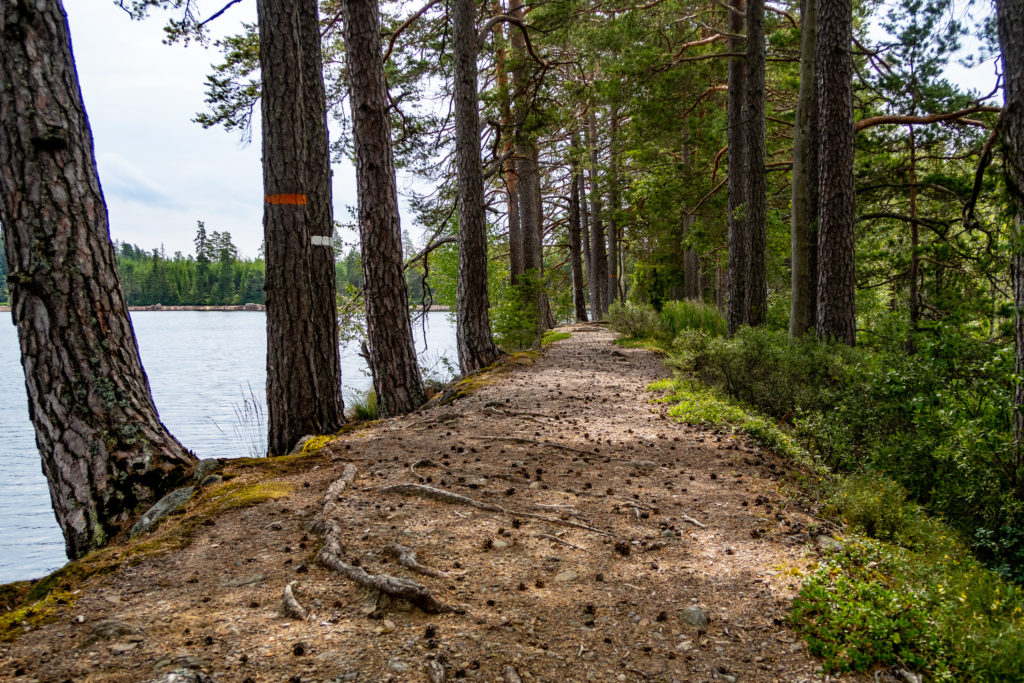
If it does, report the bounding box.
[541,331,571,346]
[0,590,77,642]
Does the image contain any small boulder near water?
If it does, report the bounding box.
[130,486,195,537]
[192,458,221,482]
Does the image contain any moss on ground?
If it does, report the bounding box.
[0,590,77,642]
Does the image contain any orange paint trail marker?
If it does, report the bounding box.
[265,193,307,205]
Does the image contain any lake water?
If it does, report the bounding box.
[0,310,457,584]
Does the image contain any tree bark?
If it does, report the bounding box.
[789,0,819,337]
[258,0,345,455]
[681,130,701,301]
[608,99,621,306]
[577,132,594,311]
[508,0,545,333]
[341,0,425,414]
[996,0,1024,487]
[744,0,767,326]
[726,0,748,336]
[451,0,502,374]
[814,0,856,345]
[0,0,196,558]
[492,1,523,283]
[586,106,608,319]
[568,146,589,322]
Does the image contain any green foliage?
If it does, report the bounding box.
[336,283,367,348]
[659,300,727,338]
[490,273,542,351]
[792,530,1024,680]
[660,321,1024,582]
[676,327,855,419]
[647,377,813,468]
[541,331,571,346]
[606,301,663,340]
[114,226,263,307]
[347,390,379,422]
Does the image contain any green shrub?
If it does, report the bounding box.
[659,300,727,337]
[490,276,541,350]
[607,301,663,340]
[661,323,1024,579]
[793,532,1024,680]
[680,326,856,420]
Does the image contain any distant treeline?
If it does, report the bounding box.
[0,224,425,306]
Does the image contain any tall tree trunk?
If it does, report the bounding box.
[608,100,621,306]
[0,0,195,558]
[569,151,589,322]
[341,0,425,414]
[259,0,345,455]
[493,0,523,283]
[996,0,1024,488]
[681,131,701,301]
[576,130,594,313]
[509,0,545,332]
[586,105,609,319]
[726,0,748,335]
[790,0,819,337]
[451,0,502,374]
[744,0,767,326]
[815,0,856,345]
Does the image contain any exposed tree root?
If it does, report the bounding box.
[309,463,358,535]
[317,545,458,614]
[382,543,449,578]
[382,483,617,538]
[282,581,308,621]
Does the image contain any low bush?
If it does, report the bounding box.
[607,301,663,340]
[793,529,1024,680]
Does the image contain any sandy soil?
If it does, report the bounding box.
[0,324,854,683]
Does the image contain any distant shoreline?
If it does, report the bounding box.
[0,304,452,313]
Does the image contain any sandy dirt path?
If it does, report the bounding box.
[1,324,847,683]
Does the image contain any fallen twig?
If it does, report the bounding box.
[532,533,587,552]
[282,581,308,621]
[681,514,707,529]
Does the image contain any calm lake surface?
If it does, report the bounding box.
[0,310,457,583]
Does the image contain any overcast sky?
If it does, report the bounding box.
[62,0,1000,261]
[64,0,361,259]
